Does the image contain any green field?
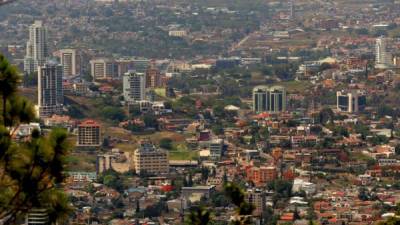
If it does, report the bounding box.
[168,143,199,160]
[276,80,313,92]
[154,88,166,97]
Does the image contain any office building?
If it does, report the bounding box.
[116,58,136,77]
[123,70,146,103]
[146,63,161,88]
[375,37,393,69]
[209,139,224,161]
[337,90,366,113]
[132,140,169,174]
[90,58,118,80]
[59,49,79,77]
[24,21,49,74]
[253,85,287,113]
[38,61,63,118]
[77,120,101,147]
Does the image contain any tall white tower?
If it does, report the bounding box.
[24,21,49,74]
[123,70,146,103]
[289,0,294,19]
[375,37,393,69]
[38,61,64,118]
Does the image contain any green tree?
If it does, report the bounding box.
[224,182,254,225]
[188,173,194,187]
[143,114,158,129]
[0,54,72,224]
[212,123,224,135]
[0,54,19,126]
[396,144,400,155]
[100,170,124,192]
[186,206,212,225]
[318,108,334,125]
[159,138,173,150]
[102,106,126,122]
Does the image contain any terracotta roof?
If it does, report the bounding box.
[79,120,100,127]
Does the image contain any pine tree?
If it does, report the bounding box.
[185,206,211,225]
[188,173,193,187]
[0,54,72,224]
[224,182,254,225]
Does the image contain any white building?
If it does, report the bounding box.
[38,61,63,118]
[292,178,316,195]
[209,139,224,161]
[123,70,146,103]
[59,49,79,77]
[375,37,393,69]
[168,30,188,37]
[24,21,49,74]
[90,58,118,80]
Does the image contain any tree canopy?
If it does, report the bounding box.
[0,54,72,224]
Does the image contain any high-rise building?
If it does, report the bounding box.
[132,140,169,174]
[289,0,294,19]
[90,58,118,80]
[59,49,79,77]
[123,70,146,103]
[337,90,366,113]
[253,85,287,113]
[24,21,49,74]
[209,139,224,161]
[132,59,150,73]
[246,189,266,216]
[77,120,101,147]
[38,61,63,118]
[146,62,161,88]
[375,37,393,69]
[116,58,136,77]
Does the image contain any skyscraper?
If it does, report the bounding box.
[123,70,146,103]
[253,86,268,113]
[24,21,49,74]
[38,61,63,118]
[59,49,79,77]
[253,85,287,113]
[145,62,161,88]
[375,37,393,69]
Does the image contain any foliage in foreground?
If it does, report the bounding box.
[185,182,254,225]
[0,54,72,224]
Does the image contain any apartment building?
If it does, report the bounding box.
[132,141,169,174]
[77,120,101,147]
